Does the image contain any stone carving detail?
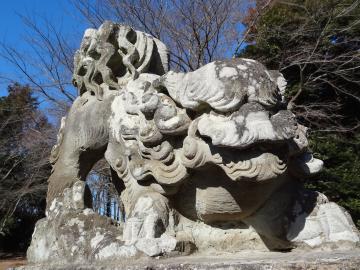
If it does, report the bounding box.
[28,21,360,264]
[49,116,66,165]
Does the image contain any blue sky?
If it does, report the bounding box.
[0,0,87,97]
[0,1,248,101]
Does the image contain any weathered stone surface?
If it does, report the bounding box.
[13,250,360,270]
[27,182,139,263]
[27,20,360,265]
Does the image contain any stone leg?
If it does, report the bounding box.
[47,92,113,206]
[119,190,177,256]
[123,192,170,242]
[105,142,178,256]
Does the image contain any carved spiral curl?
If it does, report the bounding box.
[115,155,128,178]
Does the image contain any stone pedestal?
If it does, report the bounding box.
[12,250,360,270]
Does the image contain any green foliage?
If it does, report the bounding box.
[308,133,360,227]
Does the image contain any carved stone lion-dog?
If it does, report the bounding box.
[27,21,359,263]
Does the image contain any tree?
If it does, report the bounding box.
[1,1,248,110]
[240,0,360,132]
[239,0,360,227]
[0,15,77,111]
[86,159,124,223]
[0,83,52,251]
[72,0,247,71]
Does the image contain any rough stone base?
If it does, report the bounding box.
[12,250,360,270]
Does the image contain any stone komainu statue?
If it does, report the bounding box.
[28,21,359,262]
